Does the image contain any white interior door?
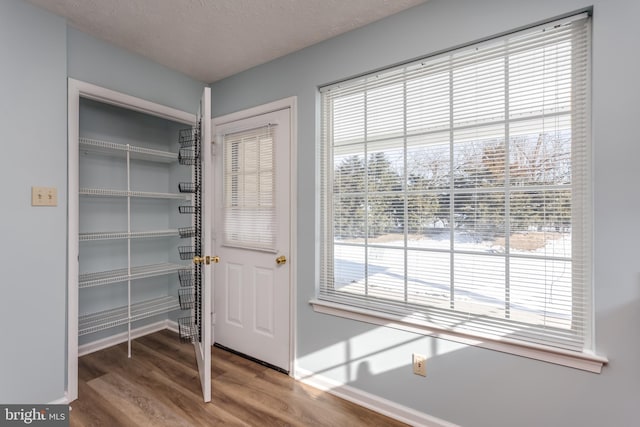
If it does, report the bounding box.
[213,107,291,372]
[195,87,212,402]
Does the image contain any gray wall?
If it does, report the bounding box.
[0,0,204,403]
[210,0,640,425]
[0,0,67,404]
[68,26,204,114]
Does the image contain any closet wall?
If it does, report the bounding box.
[77,98,191,348]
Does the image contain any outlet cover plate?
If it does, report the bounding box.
[413,353,427,376]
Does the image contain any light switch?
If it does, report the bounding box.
[32,186,58,206]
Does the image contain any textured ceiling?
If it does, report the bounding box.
[25,0,427,83]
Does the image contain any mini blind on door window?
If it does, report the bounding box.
[223,125,276,251]
[319,14,592,353]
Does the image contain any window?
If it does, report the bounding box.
[318,14,593,358]
[223,125,276,251]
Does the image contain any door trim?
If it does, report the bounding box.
[66,78,195,402]
[212,96,297,376]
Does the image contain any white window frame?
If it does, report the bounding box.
[312,13,607,373]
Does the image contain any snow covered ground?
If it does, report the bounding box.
[334,233,573,328]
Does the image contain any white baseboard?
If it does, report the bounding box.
[166,319,179,334]
[78,320,172,356]
[48,396,69,405]
[294,368,458,427]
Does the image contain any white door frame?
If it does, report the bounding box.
[212,96,297,375]
[66,78,195,402]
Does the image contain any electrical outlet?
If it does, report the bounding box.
[32,186,58,206]
[413,353,427,377]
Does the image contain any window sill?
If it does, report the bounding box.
[309,299,607,373]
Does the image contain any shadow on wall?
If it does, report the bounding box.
[296,297,640,427]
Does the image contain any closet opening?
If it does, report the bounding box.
[67,79,211,402]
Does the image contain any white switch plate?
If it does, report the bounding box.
[32,186,58,206]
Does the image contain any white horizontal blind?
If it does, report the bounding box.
[319,14,591,352]
[223,125,276,250]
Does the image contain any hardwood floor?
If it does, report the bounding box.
[71,330,408,426]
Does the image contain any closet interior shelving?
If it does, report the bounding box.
[77,100,194,355]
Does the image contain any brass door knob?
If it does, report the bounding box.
[276,255,287,265]
[193,256,205,265]
[210,256,220,264]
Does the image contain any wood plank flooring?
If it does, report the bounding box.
[70,329,408,426]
